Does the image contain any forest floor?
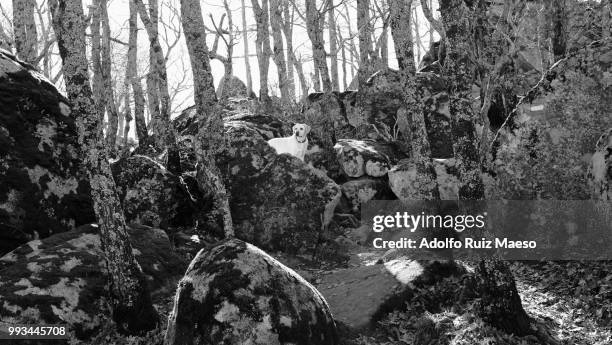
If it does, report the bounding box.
[350,259,612,345]
[83,237,612,345]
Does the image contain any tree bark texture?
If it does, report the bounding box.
[270,0,290,103]
[439,0,531,337]
[48,0,158,334]
[128,0,148,144]
[135,0,180,172]
[241,0,254,95]
[251,0,272,101]
[12,0,38,65]
[328,1,340,91]
[281,1,296,98]
[439,0,484,201]
[388,0,440,199]
[100,0,119,151]
[357,0,372,86]
[306,0,332,92]
[180,0,235,239]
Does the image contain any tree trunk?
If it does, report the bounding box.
[357,0,372,86]
[12,0,38,65]
[180,0,234,239]
[439,0,484,200]
[328,1,340,91]
[128,0,148,144]
[388,0,439,199]
[439,0,531,336]
[473,259,532,336]
[251,0,272,102]
[48,0,158,334]
[545,0,567,62]
[339,28,348,90]
[223,0,234,77]
[100,0,119,152]
[281,0,296,99]
[306,0,332,92]
[135,0,180,172]
[91,0,105,127]
[270,0,290,104]
[603,0,611,40]
[241,0,253,95]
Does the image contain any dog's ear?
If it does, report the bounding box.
[305,124,311,135]
[292,124,298,134]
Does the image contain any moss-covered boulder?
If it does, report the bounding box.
[231,154,341,255]
[0,224,186,340]
[165,239,338,345]
[0,50,95,256]
[217,75,250,99]
[174,109,341,256]
[111,155,197,228]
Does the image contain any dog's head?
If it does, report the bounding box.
[292,123,311,141]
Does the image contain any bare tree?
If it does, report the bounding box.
[180,0,234,240]
[12,0,37,65]
[439,0,531,336]
[281,1,308,99]
[388,0,439,199]
[100,0,119,150]
[251,0,272,101]
[306,0,332,92]
[357,0,372,85]
[241,0,253,95]
[270,0,290,103]
[128,0,148,143]
[48,0,158,334]
[328,0,340,91]
[338,26,348,90]
[135,0,180,172]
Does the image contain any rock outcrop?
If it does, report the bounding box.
[111,155,197,228]
[0,224,186,340]
[335,139,407,178]
[217,75,250,99]
[0,50,95,255]
[175,108,341,256]
[388,158,461,200]
[165,239,338,345]
[340,177,394,212]
[303,69,454,159]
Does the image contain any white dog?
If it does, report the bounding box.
[267,123,311,161]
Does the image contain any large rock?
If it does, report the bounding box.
[111,155,197,228]
[335,139,407,178]
[217,75,249,99]
[388,158,461,200]
[175,109,341,256]
[588,128,612,201]
[0,224,187,340]
[232,154,342,255]
[0,50,95,255]
[165,239,339,345]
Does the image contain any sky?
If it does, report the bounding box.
[0,0,440,138]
